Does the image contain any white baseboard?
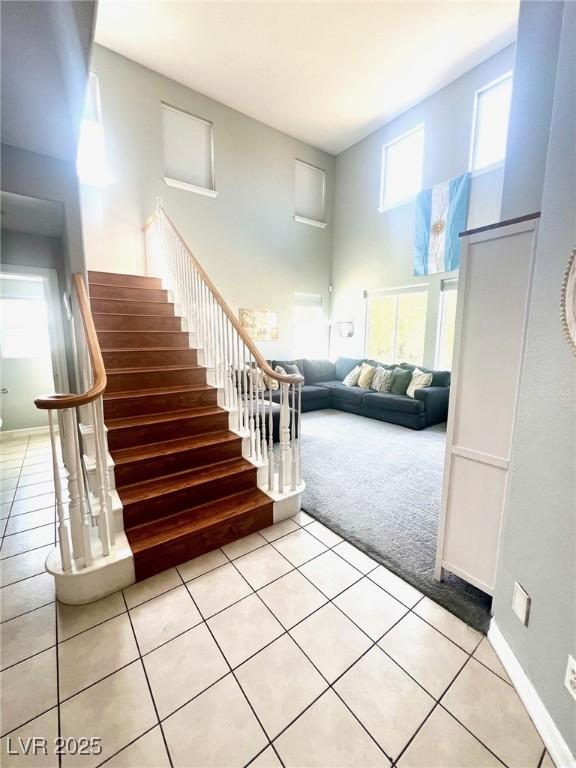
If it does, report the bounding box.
[489,621,575,768]
[0,426,51,441]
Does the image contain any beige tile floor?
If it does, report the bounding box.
[0,434,555,768]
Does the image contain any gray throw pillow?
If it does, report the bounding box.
[390,367,412,396]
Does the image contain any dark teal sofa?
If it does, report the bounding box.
[268,357,450,430]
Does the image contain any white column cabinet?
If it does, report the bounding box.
[435,215,539,595]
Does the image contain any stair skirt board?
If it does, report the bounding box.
[61,269,303,596]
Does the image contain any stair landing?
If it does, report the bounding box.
[89,270,273,580]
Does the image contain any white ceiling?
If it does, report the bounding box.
[1,192,64,238]
[95,1,518,155]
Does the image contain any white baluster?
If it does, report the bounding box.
[91,399,111,556]
[296,383,302,485]
[48,410,72,571]
[290,383,298,491]
[248,354,256,457]
[97,397,115,545]
[62,409,84,562]
[268,387,275,491]
[254,364,261,462]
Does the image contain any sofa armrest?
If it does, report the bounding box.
[414,386,450,425]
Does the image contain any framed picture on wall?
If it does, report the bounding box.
[239,308,279,341]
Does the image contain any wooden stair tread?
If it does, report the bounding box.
[98,329,186,335]
[119,457,253,503]
[104,384,214,401]
[107,365,202,374]
[90,298,168,305]
[112,431,240,464]
[102,346,197,353]
[106,406,225,430]
[93,312,179,319]
[89,281,162,290]
[127,488,272,551]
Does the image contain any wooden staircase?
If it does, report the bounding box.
[88,270,274,581]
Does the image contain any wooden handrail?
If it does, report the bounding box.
[146,208,305,386]
[35,273,107,410]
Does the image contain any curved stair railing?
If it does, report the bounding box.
[145,204,304,495]
[35,273,115,572]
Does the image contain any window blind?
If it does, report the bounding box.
[162,104,214,193]
[294,160,326,224]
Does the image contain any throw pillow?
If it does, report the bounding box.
[357,363,376,389]
[247,365,265,390]
[370,367,385,391]
[342,364,361,387]
[283,363,302,377]
[390,366,412,396]
[375,368,394,393]
[264,370,280,391]
[407,367,433,398]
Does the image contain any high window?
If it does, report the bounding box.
[366,287,428,366]
[470,73,513,172]
[77,72,109,187]
[379,125,425,211]
[162,104,216,196]
[294,160,326,228]
[435,279,458,370]
[294,293,326,358]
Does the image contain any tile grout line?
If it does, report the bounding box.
[0,437,29,554]
[119,591,175,768]
[222,524,511,765]
[221,536,395,764]
[54,599,62,768]
[177,568,286,768]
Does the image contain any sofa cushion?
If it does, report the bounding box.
[362,392,425,414]
[318,380,365,403]
[303,359,336,384]
[271,384,330,404]
[400,362,451,388]
[335,357,364,381]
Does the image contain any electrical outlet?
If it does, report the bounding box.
[565,655,576,703]
[512,582,531,626]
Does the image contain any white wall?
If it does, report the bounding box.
[500,1,563,220]
[330,46,514,367]
[83,45,335,360]
[493,1,576,758]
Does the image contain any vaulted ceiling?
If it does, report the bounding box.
[95,0,518,155]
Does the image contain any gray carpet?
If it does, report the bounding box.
[300,409,492,632]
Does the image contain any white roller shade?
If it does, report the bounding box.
[162,104,215,194]
[294,160,326,226]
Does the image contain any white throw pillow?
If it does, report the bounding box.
[407,367,433,398]
[342,364,362,387]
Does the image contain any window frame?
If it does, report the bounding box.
[435,278,458,370]
[162,102,217,198]
[294,159,327,229]
[378,123,425,213]
[468,71,513,177]
[364,283,429,365]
